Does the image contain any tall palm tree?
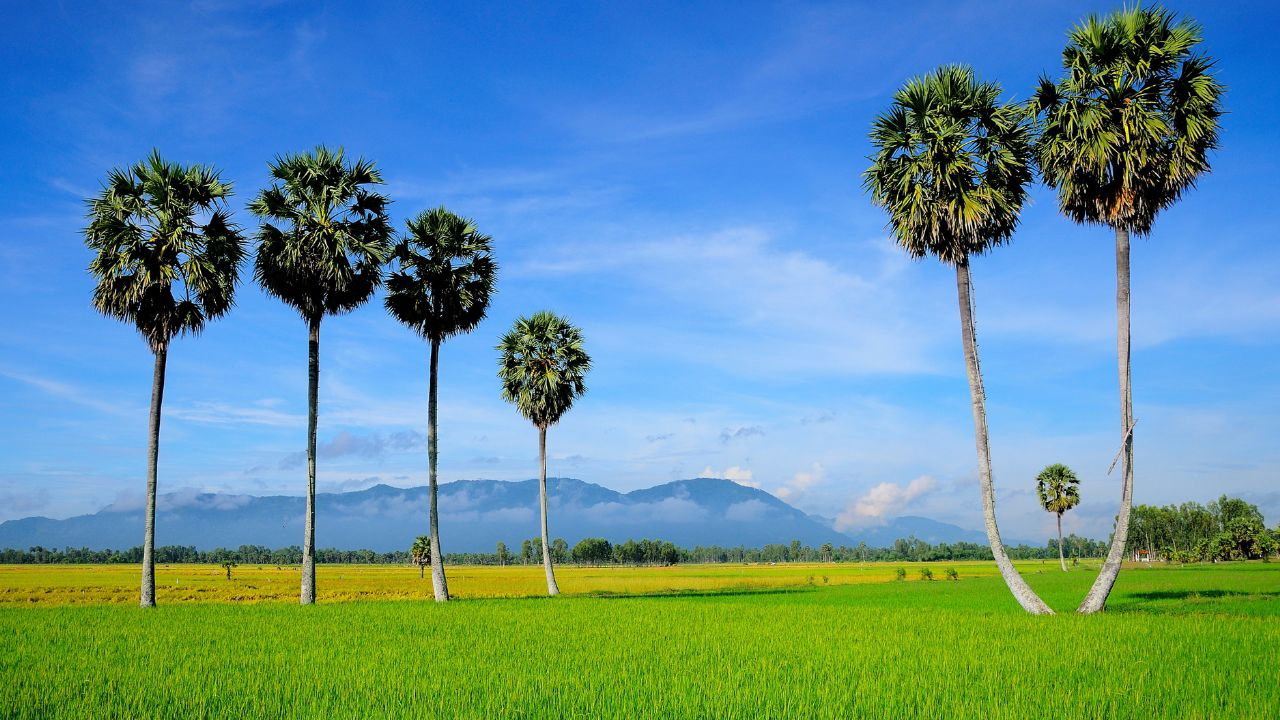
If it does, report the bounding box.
[385,207,497,602]
[1031,6,1223,613]
[410,535,431,579]
[497,312,591,596]
[249,146,393,605]
[84,150,245,608]
[865,65,1053,615]
[1035,464,1081,572]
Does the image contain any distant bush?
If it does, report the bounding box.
[919,568,934,581]
[945,567,959,581]
[895,567,906,581]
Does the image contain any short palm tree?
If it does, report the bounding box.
[1035,464,1081,572]
[497,312,591,596]
[1031,6,1223,613]
[249,146,393,605]
[84,150,245,608]
[410,535,431,579]
[385,207,497,602]
[865,65,1053,615]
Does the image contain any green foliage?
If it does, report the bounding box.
[410,536,431,568]
[384,207,497,342]
[864,65,1033,266]
[1128,495,1275,562]
[946,567,960,581]
[895,567,907,581]
[1035,464,1080,515]
[1031,5,1224,234]
[249,146,393,323]
[497,312,591,428]
[919,567,934,581]
[572,538,613,566]
[84,150,246,350]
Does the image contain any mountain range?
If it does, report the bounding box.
[0,477,995,552]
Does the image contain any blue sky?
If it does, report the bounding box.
[1,0,1277,542]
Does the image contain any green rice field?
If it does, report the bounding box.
[2,561,1277,718]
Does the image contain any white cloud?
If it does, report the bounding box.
[834,476,938,531]
[775,463,825,502]
[701,465,758,488]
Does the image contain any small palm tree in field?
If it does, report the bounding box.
[386,207,497,602]
[411,536,431,579]
[84,151,245,608]
[497,312,591,596]
[250,146,393,605]
[865,66,1053,614]
[1031,6,1223,614]
[1036,464,1081,572]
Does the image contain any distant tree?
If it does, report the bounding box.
[495,541,510,566]
[550,538,570,565]
[250,146,393,604]
[789,540,803,562]
[385,207,497,602]
[865,66,1051,614]
[222,561,237,581]
[520,539,534,565]
[820,543,834,563]
[498,312,591,596]
[1031,6,1224,614]
[1036,464,1081,571]
[411,536,431,579]
[84,151,245,608]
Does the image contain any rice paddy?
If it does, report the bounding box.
[2,561,1277,718]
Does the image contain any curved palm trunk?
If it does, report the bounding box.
[1057,513,1066,572]
[1080,227,1135,614]
[140,343,167,608]
[301,317,319,605]
[538,425,559,596]
[427,339,449,602]
[955,261,1054,615]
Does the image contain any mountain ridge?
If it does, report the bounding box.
[0,477,1002,552]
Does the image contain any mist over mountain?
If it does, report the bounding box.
[0,477,997,552]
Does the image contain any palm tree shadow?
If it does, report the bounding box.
[1110,588,1280,614]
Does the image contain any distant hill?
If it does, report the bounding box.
[0,477,998,552]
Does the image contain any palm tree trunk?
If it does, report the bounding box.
[140,342,167,608]
[428,338,449,602]
[1057,513,1066,572]
[955,261,1053,615]
[539,425,559,596]
[301,317,319,605]
[1080,226,1135,614]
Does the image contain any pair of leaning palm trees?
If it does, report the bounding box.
[86,148,589,606]
[865,6,1223,614]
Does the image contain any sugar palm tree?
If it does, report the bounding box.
[385,207,497,602]
[1031,6,1223,613]
[249,146,393,605]
[84,151,245,608]
[410,535,431,579]
[497,312,591,596]
[1035,464,1081,572]
[865,65,1053,614]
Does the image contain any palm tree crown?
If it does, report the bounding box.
[498,312,590,428]
[249,145,393,321]
[1031,5,1223,234]
[385,207,497,341]
[411,536,431,564]
[864,64,1033,265]
[86,150,245,349]
[1036,464,1081,515]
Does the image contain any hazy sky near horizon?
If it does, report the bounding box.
[1,1,1277,542]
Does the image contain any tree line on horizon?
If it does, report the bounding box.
[83,5,1227,614]
[0,531,1116,567]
